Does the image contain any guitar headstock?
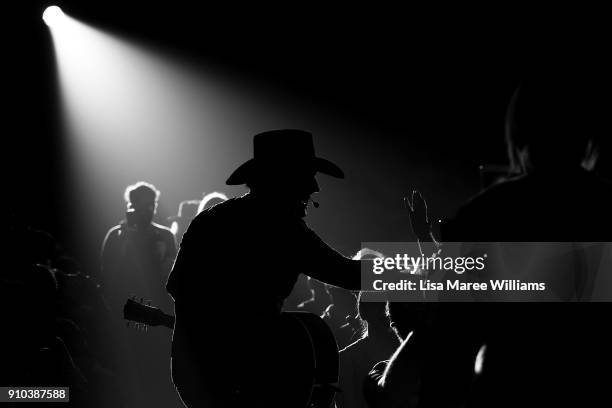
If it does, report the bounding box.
[123,296,166,330]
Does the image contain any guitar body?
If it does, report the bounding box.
[124,299,339,408]
[287,312,339,408]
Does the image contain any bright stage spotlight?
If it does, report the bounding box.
[42,6,65,27]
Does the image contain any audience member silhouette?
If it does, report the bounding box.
[169,193,228,246]
[335,294,398,408]
[363,302,430,408]
[167,129,373,407]
[1,226,90,406]
[418,75,612,407]
[101,181,177,313]
[169,200,201,243]
[53,256,123,408]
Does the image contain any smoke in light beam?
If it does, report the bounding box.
[44,8,330,267]
[45,9,312,213]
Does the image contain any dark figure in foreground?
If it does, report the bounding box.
[167,130,371,407]
[417,77,612,407]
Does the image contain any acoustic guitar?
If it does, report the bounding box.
[123,297,340,407]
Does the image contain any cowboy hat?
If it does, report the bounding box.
[226,129,344,185]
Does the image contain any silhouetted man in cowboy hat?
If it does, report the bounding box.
[167,129,368,407]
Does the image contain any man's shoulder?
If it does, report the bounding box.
[181,195,244,238]
[107,224,122,233]
[104,224,123,239]
[191,195,244,222]
[204,195,242,214]
[151,222,174,235]
[151,223,177,244]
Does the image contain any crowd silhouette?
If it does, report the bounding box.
[2,75,612,408]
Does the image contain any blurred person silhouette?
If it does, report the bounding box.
[335,294,398,408]
[53,255,123,408]
[444,75,610,242]
[169,200,200,243]
[197,191,228,214]
[169,193,228,244]
[101,181,177,313]
[54,256,112,362]
[100,181,179,408]
[1,229,89,406]
[167,129,383,407]
[416,73,612,407]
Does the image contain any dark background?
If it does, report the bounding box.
[10,1,607,275]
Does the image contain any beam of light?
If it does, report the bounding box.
[45,9,336,272]
[45,13,284,406]
[46,11,309,200]
[42,6,65,27]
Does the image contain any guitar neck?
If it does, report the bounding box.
[123,298,176,329]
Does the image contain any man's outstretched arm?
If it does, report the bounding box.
[300,223,381,291]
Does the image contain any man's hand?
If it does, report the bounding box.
[404,190,432,242]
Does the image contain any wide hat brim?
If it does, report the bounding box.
[226,156,344,185]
